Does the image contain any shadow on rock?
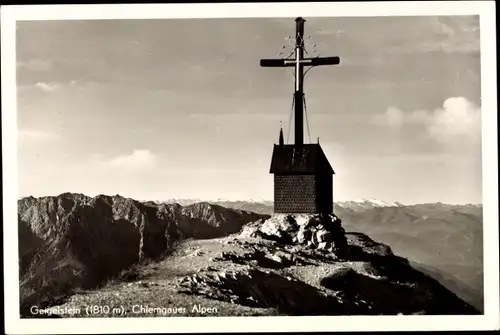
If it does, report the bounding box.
[320,268,426,315]
[211,249,311,269]
[179,269,352,315]
[320,258,479,315]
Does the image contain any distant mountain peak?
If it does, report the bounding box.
[338,198,402,209]
[354,198,399,206]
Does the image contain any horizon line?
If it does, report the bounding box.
[16,192,483,206]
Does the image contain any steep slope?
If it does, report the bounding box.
[17,193,268,317]
[337,203,483,311]
[410,261,483,314]
[18,216,44,278]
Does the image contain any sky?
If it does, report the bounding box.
[16,15,482,204]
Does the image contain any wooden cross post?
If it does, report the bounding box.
[260,17,340,146]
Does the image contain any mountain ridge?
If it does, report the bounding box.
[156,197,481,207]
[18,193,269,316]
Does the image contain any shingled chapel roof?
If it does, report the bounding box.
[269,143,335,175]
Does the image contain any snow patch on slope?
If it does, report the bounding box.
[337,198,403,210]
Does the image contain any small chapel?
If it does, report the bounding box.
[261,17,340,215]
[270,130,334,214]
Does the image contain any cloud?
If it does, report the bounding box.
[383,16,480,55]
[17,60,52,71]
[18,129,59,142]
[35,82,60,92]
[374,107,404,128]
[427,97,481,144]
[98,149,157,172]
[374,97,481,146]
[412,39,479,54]
[18,80,98,93]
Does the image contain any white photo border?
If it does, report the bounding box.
[2,1,498,333]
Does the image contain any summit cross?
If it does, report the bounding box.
[260,17,340,146]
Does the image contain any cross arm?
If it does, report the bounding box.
[260,56,340,68]
[306,56,340,66]
[260,59,295,67]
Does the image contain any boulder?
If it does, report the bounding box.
[294,214,312,227]
[311,232,320,246]
[317,242,328,250]
[316,229,334,243]
[317,242,333,251]
[239,225,261,238]
[258,215,298,244]
[268,251,295,265]
[260,215,298,234]
[303,216,321,229]
[297,229,312,244]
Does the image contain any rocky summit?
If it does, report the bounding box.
[242,213,348,256]
[18,193,479,318]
